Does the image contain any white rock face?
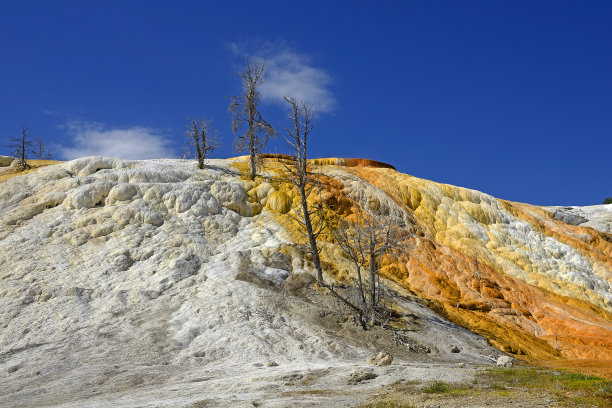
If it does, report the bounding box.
[545,204,612,234]
[496,355,513,367]
[0,157,497,408]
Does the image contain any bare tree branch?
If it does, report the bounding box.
[331,209,413,326]
[7,125,35,171]
[33,138,51,160]
[187,117,220,169]
[229,58,277,180]
[281,97,326,283]
[281,96,371,330]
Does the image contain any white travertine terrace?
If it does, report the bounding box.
[0,157,503,407]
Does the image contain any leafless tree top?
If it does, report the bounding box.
[8,125,35,170]
[229,58,276,155]
[333,210,412,268]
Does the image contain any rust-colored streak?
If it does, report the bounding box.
[257,155,396,170]
[337,165,612,372]
[342,158,396,170]
[260,157,612,376]
[505,201,612,270]
[388,236,612,363]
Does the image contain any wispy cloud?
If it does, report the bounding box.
[229,41,336,113]
[42,109,58,116]
[60,121,175,160]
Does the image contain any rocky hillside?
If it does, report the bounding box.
[320,163,612,362]
[0,156,610,407]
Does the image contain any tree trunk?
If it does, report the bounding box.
[356,265,366,307]
[248,85,256,180]
[370,252,376,308]
[19,133,26,170]
[301,185,323,284]
[195,133,204,170]
[249,139,256,180]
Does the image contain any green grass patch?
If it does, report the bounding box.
[360,367,611,408]
[423,381,450,394]
[491,383,507,391]
[479,367,612,407]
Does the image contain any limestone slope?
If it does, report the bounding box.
[315,164,612,363]
[242,157,611,363]
[0,157,499,408]
[316,167,612,360]
[0,156,611,407]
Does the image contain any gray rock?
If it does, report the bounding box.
[553,209,588,226]
[347,369,377,384]
[496,355,513,367]
[450,345,460,353]
[367,351,393,366]
[7,365,21,374]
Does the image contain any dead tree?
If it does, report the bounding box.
[34,138,51,160]
[361,212,411,310]
[332,218,367,309]
[282,96,369,329]
[187,118,219,169]
[229,58,277,180]
[282,97,324,284]
[332,210,412,324]
[8,125,35,171]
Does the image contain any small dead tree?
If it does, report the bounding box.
[187,118,219,169]
[8,125,35,171]
[229,58,277,180]
[332,210,412,325]
[33,137,51,160]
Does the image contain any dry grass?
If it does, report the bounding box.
[359,400,415,408]
[359,367,612,408]
[482,367,612,407]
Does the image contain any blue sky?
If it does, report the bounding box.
[1,1,610,206]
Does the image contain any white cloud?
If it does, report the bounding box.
[229,41,336,113]
[60,121,175,160]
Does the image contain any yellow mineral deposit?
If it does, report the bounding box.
[258,156,612,377]
[0,159,62,182]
